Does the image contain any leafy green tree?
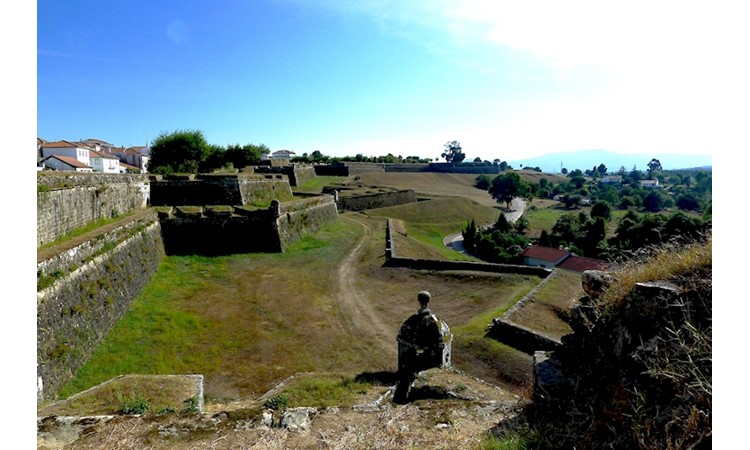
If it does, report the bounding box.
[203,144,226,172]
[441,140,466,164]
[590,200,613,221]
[474,174,492,190]
[538,229,552,247]
[647,158,663,177]
[561,168,568,175]
[489,172,530,210]
[570,176,586,189]
[551,214,583,246]
[561,194,582,209]
[643,190,664,212]
[514,216,529,235]
[597,163,607,176]
[149,129,213,174]
[676,193,700,211]
[629,167,642,184]
[495,213,512,233]
[568,169,584,178]
[224,143,270,169]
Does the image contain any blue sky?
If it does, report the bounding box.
[34,1,745,163]
[5,1,744,440]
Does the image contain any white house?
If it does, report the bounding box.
[271,149,296,160]
[89,149,121,173]
[112,146,150,173]
[82,138,115,154]
[42,154,93,172]
[601,175,623,184]
[40,140,91,167]
[640,179,660,188]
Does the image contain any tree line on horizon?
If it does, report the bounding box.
[148,132,523,174]
[463,163,711,263]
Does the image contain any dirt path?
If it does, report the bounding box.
[332,215,396,360]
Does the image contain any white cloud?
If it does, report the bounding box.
[288,0,748,159]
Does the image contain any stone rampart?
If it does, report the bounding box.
[37,173,150,247]
[157,195,338,255]
[383,164,430,173]
[37,212,164,401]
[313,164,349,177]
[485,270,568,354]
[336,189,417,212]
[426,163,501,174]
[250,164,316,186]
[276,195,339,251]
[149,174,293,206]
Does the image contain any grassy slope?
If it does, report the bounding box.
[367,197,502,261]
[62,214,537,401]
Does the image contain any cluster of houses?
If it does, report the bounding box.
[37,138,150,174]
[36,139,301,174]
[601,175,660,188]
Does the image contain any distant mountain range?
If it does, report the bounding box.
[507,149,712,174]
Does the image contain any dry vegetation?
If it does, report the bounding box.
[492,237,713,450]
[501,269,584,340]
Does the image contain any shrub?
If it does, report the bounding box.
[181,396,200,414]
[263,394,288,410]
[120,395,150,415]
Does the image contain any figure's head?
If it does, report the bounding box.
[417,291,431,307]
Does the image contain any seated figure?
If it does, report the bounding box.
[394,291,452,403]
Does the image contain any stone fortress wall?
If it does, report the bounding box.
[37,173,150,247]
[149,173,294,206]
[37,213,164,401]
[37,172,337,401]
[249,163,316,186]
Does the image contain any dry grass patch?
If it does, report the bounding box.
[39,375,201,416]
[502,270,584,340]
[602,236,712,307]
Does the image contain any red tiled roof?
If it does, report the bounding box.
[558,255,612,272]
[43,155,92,168]
[120,162,141,171]
[90,149,119,159]
[520,245,570,263]
[41,140,82,148]
[83,138,115,147]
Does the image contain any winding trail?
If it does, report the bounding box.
[332,215,396,359]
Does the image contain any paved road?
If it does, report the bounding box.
[444,197,526,254]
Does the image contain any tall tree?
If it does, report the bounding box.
[590,200,613,221]
[489,172,530,210]
[441,140,466,164]
[647,158,663,177]
[148,129,213,174]
[224,143,270,169]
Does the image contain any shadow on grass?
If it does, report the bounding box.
[354,370,399,386]
[356,371,468,403]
